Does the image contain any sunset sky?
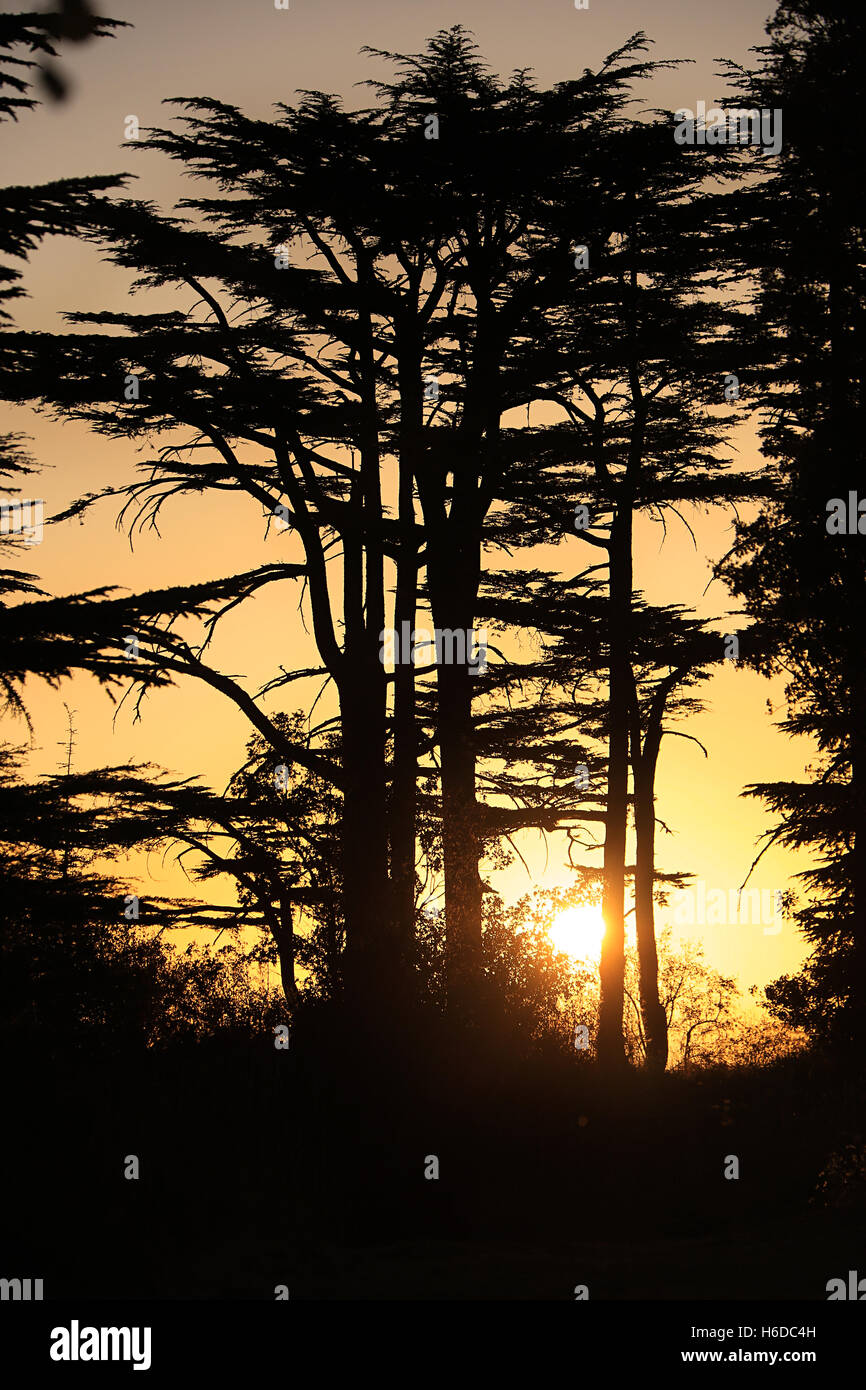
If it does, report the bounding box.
[2,0,813,997]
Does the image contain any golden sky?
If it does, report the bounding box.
[2,0,812,997]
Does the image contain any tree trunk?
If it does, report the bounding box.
[418,300,494,1020]
[597,502,632,1070]
[338,412,392,1003]
[633,757,668,1071]
[339,289,395,1006]
[339,692,391,997]
[390,342,422,970]
[436,652,484,1017]
[419,450,485,1018]
[273,898,300,1008]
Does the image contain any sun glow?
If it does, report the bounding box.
[549,905,606,961]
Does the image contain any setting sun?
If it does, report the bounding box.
[548,906,606,961]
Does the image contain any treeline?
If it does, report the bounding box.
[0,1,863,1069]
[0,729,807,1071]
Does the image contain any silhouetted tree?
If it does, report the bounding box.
[483,148,770,1066]
[0,28,682,1024]
[718,0,866,1050]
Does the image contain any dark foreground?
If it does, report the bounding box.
[3,1006,864,1300]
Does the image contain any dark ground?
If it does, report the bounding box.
[3,1006,864,1300]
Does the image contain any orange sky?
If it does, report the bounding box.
[2,0,813,998]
